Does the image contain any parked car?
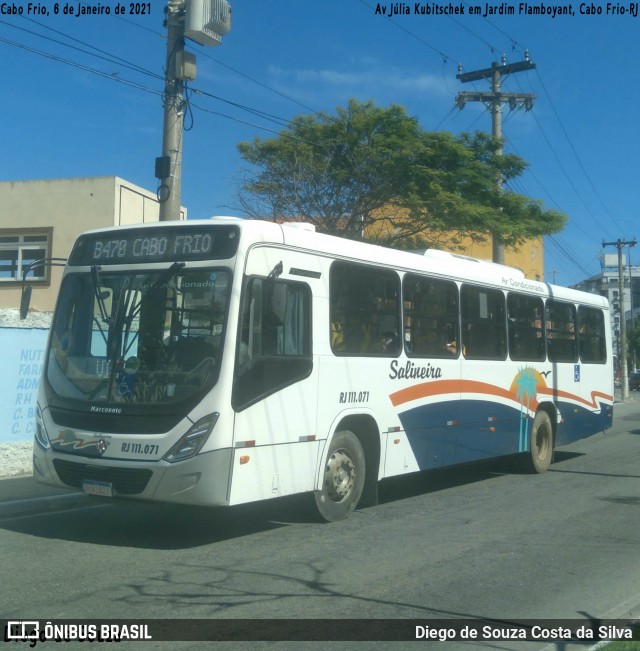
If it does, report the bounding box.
[629,371,640,391]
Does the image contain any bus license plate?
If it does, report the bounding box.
[82,480,113,497]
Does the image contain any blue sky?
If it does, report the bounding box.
[0,0,638,287]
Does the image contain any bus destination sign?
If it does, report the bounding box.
[69,224,239,266]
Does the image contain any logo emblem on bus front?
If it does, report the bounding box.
[96,440,109,456]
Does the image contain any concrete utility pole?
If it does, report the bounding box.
[158,0,187,221]
[456,53,536,264]
[629,248,637,373]
[602,237,637,401]
[156,0,231,220]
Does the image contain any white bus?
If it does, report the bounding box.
[30,218,613,521]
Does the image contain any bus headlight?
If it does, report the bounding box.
[34,406,51,451]
[163,413,219,463]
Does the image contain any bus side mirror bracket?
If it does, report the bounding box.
[19,258,67,320]
[20,285,33,320]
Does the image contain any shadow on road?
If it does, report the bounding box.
[0,450,586,550]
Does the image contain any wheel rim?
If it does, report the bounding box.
[534,420,550,461]
[324,448,356,503]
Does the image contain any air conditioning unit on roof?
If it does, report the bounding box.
[185,0,231,47]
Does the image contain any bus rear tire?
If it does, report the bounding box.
[528,410,553,474]
[314,430,365,522]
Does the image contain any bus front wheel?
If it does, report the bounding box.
[314,430,365,522]
[528,410,553,474]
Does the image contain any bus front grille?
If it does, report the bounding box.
[53,459,152,495]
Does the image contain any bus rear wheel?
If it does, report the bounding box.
[528,410,553,473]
[314,430,365,522]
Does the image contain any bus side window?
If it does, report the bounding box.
[578,305,606,363]
[232,277,312,410]
[403,274,459,358]
[329,261,401,356]
[507,293,545,362]
[461,285,506,360]
[546,300,577,363]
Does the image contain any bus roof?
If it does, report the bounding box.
[72,217,608,309]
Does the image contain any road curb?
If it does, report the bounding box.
[0,492,91,519]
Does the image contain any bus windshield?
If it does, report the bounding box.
[46,267,230,406]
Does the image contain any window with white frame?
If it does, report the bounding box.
[0,230,51,283]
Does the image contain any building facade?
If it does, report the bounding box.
[0,176,186,312]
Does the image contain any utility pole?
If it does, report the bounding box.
[456,53,536,264]
[629,248,637,373]
[156,0,231,221]
[158,0,187,222]
[602,237,637,401]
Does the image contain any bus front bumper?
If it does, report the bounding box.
[33,446,234,507]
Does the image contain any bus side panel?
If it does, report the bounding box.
[392,386,526,468]
[389,400,453,472]
[316,356,395,477]
[455,360,521,463]
[454,400,522,463]
[385,358,461,476]
[231,370,320,504]
[553,361,613,446]
[227,440,320,505]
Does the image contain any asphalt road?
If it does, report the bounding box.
[1,399,640,651]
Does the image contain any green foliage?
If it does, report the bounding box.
[237,99,567,248]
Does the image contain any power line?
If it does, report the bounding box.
[460,1,527,54]
[103,1,324,116]
[14,15,163,81]
[356,0,458,65]
[527,106,613,239]
[534,69,626,234]
[0,35,163,98]
[188,100,320,145]
[0,19,306,136]
[187,45,322,115]
[0,29,324,146]
[190,87,296,129]
[456,7,626,238]
[448,14,501,57]
[546,234,598,279]
[4,1,620,283]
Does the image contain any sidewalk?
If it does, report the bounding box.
[614,387,638,403]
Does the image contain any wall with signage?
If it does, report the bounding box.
[0,328,48,443]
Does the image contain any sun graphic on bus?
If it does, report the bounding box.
[510,367,549,452]
[509,367,547,404]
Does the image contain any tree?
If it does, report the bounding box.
[236,99,566,249]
